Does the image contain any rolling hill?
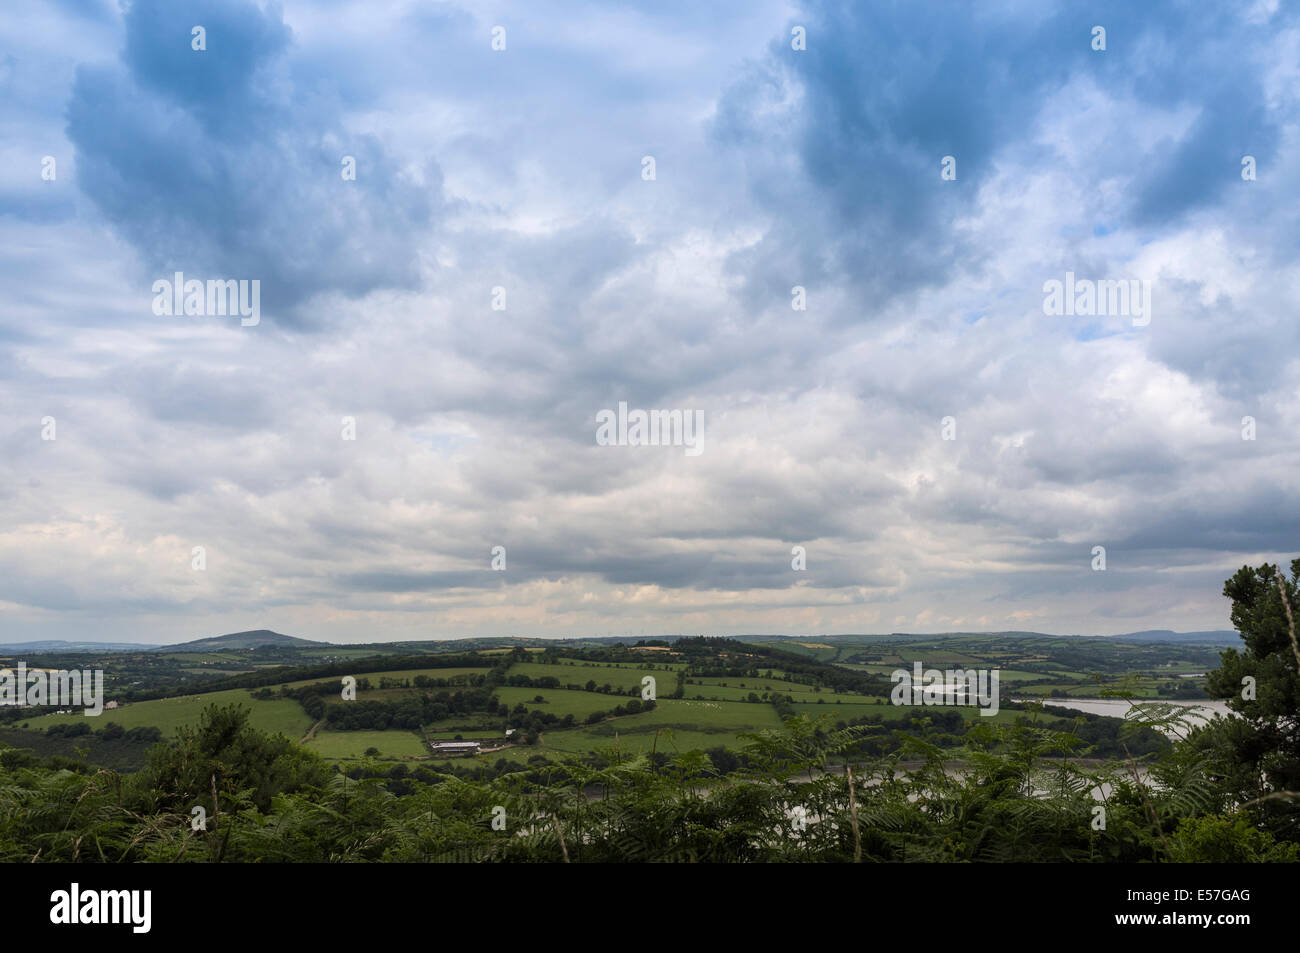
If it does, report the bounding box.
[154,629,326,652]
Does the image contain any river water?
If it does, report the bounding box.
[1015,696,1232,729]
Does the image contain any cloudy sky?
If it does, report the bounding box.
[2,0,1298,645]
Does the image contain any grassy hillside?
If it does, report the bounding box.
[20,688,313,739]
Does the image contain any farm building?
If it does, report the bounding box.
[429,740,481,756]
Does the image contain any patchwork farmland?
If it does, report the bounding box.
[4,633,1215,770]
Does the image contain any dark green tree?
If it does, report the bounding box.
[1202,559,1300,837]
[140,703,327,814]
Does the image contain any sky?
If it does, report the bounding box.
[2,0,1298,645]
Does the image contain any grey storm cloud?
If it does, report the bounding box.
[712,0,1291,311]
[64,0,440,323]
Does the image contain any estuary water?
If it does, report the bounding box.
[1019,696,1232,728]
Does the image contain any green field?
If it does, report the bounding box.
[156,651,249,663]
[789,701,891,720]
[298,647,395,659]
[683,677,879,704]
[508,660,664,692]
[21,689,314,739]
[536,698,784,754]
[788,700,1021,724]
[423,714,503,733]
[495,686,626,718]
[556,656,686,671]
[745,640,840,661]
[282,666,491,691]
[303,729,429,760]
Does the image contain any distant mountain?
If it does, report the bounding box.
[0,640,160,653]
[1104,629,1239,644]
[154,629,326,651]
